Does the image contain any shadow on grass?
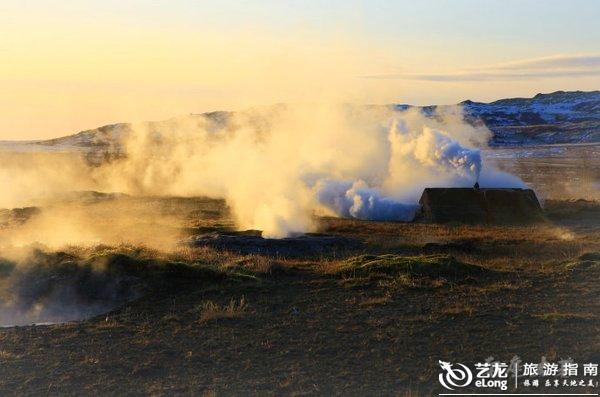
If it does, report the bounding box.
[0,246,259,326]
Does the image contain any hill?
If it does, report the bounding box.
[3,91,599,153]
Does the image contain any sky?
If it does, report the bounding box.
[1,0,599,140]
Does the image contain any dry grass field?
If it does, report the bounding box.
[0,197,598,396]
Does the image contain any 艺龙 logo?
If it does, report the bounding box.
[439,360,473,390]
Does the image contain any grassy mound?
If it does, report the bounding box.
[565,252,600,272]
[0,246,258,326]
[3,248,246,296]
[332,254,486,280]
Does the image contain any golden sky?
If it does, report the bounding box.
[1,1,599,140]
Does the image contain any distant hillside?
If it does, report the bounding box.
[463,90,600,144]
[4,91,600,153]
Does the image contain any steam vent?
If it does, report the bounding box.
[415,188,545,224]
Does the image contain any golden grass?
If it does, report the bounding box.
[359,296,391,307]
[328,254,486,279]
[532,312,596,321]
[198,297,248,324]
[0,350,19,360]
[441,304,475,317]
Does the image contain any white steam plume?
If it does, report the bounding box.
[314,180,420,221]
[94,104,519,237]
[1,104,526,240]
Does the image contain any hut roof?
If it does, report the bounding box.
[415,188,544,224]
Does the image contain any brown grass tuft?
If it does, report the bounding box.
[198,297,248,324]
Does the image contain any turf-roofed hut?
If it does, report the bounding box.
[414,188,545,224]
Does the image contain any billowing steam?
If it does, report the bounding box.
[315,179,420,221]
[0,248,143,327]
[311,116,484,223]
[1,104,524,240]
[96,104,512,237]
[0,104,526,326]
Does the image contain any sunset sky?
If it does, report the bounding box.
[1,0,600,140]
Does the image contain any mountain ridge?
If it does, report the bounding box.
[5,90,600,151]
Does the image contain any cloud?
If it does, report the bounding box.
[364,54,600,81]
[488,54,600,71]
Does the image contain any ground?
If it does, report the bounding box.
[0,198,599,396]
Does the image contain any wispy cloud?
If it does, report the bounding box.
[364,54,600,81]
[488,54,600,71]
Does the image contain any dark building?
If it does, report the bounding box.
[415,188,545,224]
